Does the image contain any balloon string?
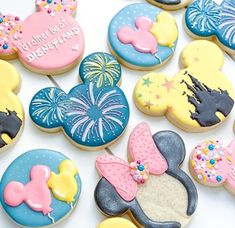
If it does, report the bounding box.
[48,213,55,224]
[171,47,175,53]
[70,202,74,209]
[154,54,162,64]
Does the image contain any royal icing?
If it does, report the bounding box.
[0,1,84,75]
[0,149,81,227]
[134,40,234,132]
[98,218,137,228]
[95,123,198,227]
[29,52,129,150]
[36,0,78,16]
[190,139,235,193]
[108,3,178,69]
[0,60,23,151]
[185,0,235,54]
[146,0,192,10]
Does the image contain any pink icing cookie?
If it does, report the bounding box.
[35,0,78,16]
[190,139,235,194]
[0,1,84,75]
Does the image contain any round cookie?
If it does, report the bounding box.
[0,149,81,227]
[98,218,137,228]
[29,52,129,151]
[190,139,235,195]
[0,60,24,152]
[95,123,198,228]
[134,40,234,132]
[184,0,235,55]
[108,3,178,70]
[146,0,193,10]
[0,1,84,75]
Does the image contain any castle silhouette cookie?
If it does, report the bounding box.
[0,0,84,75]
[95,123,198,228]
[29,52,129,150]
[185,0,235,55]
[0,149,81,227]
[147,0,193,10]
[0,60,23,151]
[134,40,234,132]
[108,3,178,70]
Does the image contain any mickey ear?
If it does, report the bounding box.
[35,0,78,16]
[0,14,22,59]
[29,87,68,129]
[79,52,122,87]
[117,26,135,44]
[30,165,51,181]
[4,181,25,206]
[135,16,152,31]
[59,160,78,176]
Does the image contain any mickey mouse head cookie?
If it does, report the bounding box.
[0,149,81,227]
[134,40,234,132]
[29,52,130,150]
[108,3,178,70]
[190,139,235,195]
[0,0,84,75]
[0,60,24,151]
[185,0,235,55]
[147,0,193,10]
[95,123,198,228]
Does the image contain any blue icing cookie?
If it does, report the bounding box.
[29,52,130,150]
[185,0,235,54]
[108,3,178,70]
[0,149,82,227]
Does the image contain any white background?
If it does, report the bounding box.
[0,0,235,227]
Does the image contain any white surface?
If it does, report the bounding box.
[0,0,235,227]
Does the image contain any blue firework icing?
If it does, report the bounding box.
[185,0,235,53]
[29,53,130,150]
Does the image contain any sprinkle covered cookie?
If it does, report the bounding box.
[29,52,129,150]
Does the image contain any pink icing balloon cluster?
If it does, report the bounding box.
[4,165,52,215]
[117,17,157,55]
[190,139,235,191]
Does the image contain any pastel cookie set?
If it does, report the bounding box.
[0,0,235,227]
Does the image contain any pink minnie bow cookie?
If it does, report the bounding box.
[0,0,84,75]
[95,123,198,228]
[190,139,235,194]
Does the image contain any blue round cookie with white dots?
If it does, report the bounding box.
[29,52,130,150]
[0,149,81,227]
[108,3,178,70]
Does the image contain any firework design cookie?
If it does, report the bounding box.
[147,0,193,10]
[0,149,81,227]
[0,60,24,151]
[29,52,129,150]
[190,139,235,195]
[95,123,198,228]
[98,218,137,228]
[185,0,235,55]
[108,3,178,70]
[0,0,84,75]
[134,40,234,132]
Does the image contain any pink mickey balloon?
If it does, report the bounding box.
[4,165,53,215]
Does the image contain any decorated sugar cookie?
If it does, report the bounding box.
[29,52,129,150]
[0,0,84,75]
[0,60,24,151]
[0,149,81,227]
[98,218,137,228]
[108,3,178,70]
[95,123,198,228]
[134,40,234,132]
[185,0,235,55]
[190,139,235,195]
[147,0,193,10]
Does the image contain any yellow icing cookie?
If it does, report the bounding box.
[134,40,234,132]
[0,60,24,151]
[98,218,137,228]
[48,160,78,203]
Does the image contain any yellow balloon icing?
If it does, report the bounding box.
[47,160,78,203]
[150,11,178,48]
[134,40,234,132]
[98,218,137,228]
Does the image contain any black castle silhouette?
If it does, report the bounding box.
[181,71,234,127]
